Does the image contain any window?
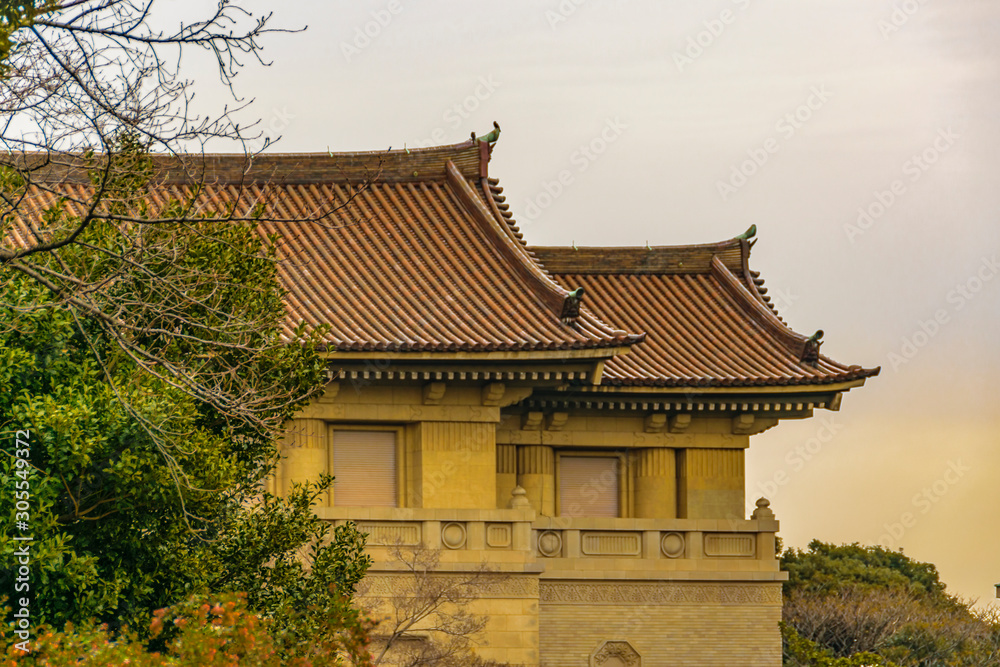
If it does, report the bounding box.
[558,455,620,517]
[331,429,398,507]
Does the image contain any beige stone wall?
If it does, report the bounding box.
[539,581,782,667]
[358,573,540,666]
[519,445,555,516]
[497,444,518,508]
[633,447,677,519]
[411,421,496,509]
[281,382,789,665]
[677,448,745,520]
[279,418,328,499]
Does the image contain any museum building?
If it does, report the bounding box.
[33,131,879,665]
[250,133,878,666]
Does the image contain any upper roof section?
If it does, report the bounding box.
[10,138,642,354]
[20,140,487,185]
[533,233,880,388]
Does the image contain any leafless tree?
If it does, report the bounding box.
[785,586,1000,666]
[357,544,518,667]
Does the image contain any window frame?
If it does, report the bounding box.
[327,424,406,508]
[554,450,631,518]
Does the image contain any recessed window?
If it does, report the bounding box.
[331,429,397,507]
[559,456,620,517]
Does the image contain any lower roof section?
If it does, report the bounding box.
[534,243,879,388]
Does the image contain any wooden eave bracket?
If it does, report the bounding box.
[482,382,506,406]
[668,413,691,433]
[483,383,534,408]
[423,381,447,405]
[644,413,667,433]
[545,412,569,431]
[522,411,544,430]
[733,413,780,435]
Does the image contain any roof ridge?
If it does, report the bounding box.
[446,160,567,316]
[445,161,643,347]
[710,255,824,365]
[530,239,744,274]
[12,141,486,185]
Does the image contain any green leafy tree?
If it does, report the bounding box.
[0,1,376,659]
[781,541,1000,666]
[0,2,55,70]
[0,141,372,660]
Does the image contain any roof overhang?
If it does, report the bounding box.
[322,346,633,362]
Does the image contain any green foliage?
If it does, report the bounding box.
[0,139,371,661]
[0,2,57,72]
[782,623,898,667]
[781,541,1000,667]
[0,592,369,665]
[782,540,951,605]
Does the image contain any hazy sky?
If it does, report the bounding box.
[175,0,1000,603]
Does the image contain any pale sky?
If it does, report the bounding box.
[171,0,1000,604]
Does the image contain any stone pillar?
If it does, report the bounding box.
[676,448,745,520]
[634,448,677,518]
[517,445,555,516]
[497,444,518,509]
[280,419,328,504]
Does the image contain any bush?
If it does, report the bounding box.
[1,592,372,666]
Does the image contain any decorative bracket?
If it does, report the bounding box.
[521,411,544,430]
[545,412,568,431]
[481,382,506,406]
[644,413,667,433]
[422,381,447,405]
[316,381,340,403]
[732,413,756,435]
[668,413,692,434]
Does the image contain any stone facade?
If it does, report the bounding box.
[275,379,791,666]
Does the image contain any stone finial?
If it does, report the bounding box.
[752,497,775,520]
[508,485,530,509]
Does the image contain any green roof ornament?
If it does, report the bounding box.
[801,329,824,366]
[474,121,501,144]
[735,224,757,241]
[561,287,585,321]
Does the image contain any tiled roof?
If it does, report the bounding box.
[534,240,880,387]
[11,141,642,353]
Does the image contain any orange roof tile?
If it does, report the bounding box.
[10,141,642,354]
[533,240,880,387]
